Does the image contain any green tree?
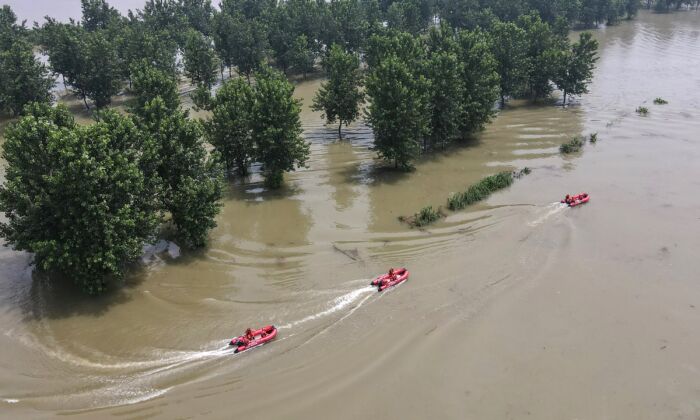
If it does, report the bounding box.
[0,39,54,116]
[311,44,365,139]
[517,13,566,100]
[137,97,223,248]
[81,0,122,32]
[179,0,214,35]
[0,104,159,294]
[365,54,430,169]
[289,34,315,78]
[183,29,219,89]
[78,30,123,108]
[251,68,310,188]
[231,17,269,81]
[206,78,254,176]
[0,5,26,51]
[455,29,500,135]
[423,25,462,149]
[490,20,529,107]
[552,32,599,106]
[130,60,180,115]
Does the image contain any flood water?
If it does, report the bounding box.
[2,10,700,420]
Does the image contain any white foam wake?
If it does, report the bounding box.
[278,285,376,330]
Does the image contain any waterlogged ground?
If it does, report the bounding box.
[1,10,700,419]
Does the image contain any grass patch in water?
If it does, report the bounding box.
[400,169,531,228]
[653,97,668,105]
[560,136,585,154]
[636,106,649,115]
[446,172,514,211]
[589,132,598,143]
[399,206,445,228]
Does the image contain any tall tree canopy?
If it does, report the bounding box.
[312,44,365,139]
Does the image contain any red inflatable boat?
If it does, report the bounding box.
[562,193,590,207]
[229,325,277,353]
[371,268,409,292]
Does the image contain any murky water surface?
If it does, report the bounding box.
[2,9,700,419]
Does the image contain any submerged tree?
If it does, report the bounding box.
[0,104,159,294]
[455,29,501,136]
[136,97,223,248]
[490,20,530,107]
[183,29,218,89]
[251,67,309,188]
[365,54,430,169]
[0,39,54,116]
[130,60,180,115]
[311,44,364,139]
[552,32,599,106]
[206,77,255,176]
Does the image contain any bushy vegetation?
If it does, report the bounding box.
[400,206,445,228]
[636,106,649,115]
[589,132,599,143]
[447,172,515,211]
[560,136,586,153]
[653,97,668,105]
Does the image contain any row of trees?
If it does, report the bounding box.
[352,14,598,169]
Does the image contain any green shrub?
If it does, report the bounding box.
[636,106,649,115]
[653,97,668,105]
[560,136,585,154]
[447,172,514,211]
[589,132,598,143]
[400,206,444,228]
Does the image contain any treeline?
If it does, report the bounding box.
[359,15,598,169]
[642,0,700,11]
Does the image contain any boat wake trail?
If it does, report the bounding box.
[278,285,376,330]
[527,202,568,227]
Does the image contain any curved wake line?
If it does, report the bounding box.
[527,202,568,227]
[278,285,376,330]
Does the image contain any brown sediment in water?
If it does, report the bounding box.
[2,10,700,419]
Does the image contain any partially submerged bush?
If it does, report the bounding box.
[653,97,668,105]
[447,172,514,211]
[589,132,598,143]
[560,136,585,154]
[636,106,649,115]
[399,206,444,228]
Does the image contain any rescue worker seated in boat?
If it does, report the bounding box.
[236,328,254,346]
[564,194,572,204]
[382,268,396,287]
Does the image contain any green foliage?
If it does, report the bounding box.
[0,39,54,116]
[589,132,598,143]
[447,172,515,211]
[290,34,315,78]
[311,44,364,138]
[0,104,159,294]
[251,67,310,188]
[400,206,444,228]
[559,136,585,153]
[653,97,668,105]
[206,78,255,176]
[456,29,501,135]
[551,32,599,106]
[636,106,649,115]
[130,60,179,115]
[183,29,219,89]
[229,15,269,80]
[81,0,123,32]
[365,53,430,170]
[490,20,530,106]
[517,13,567,100]
[386,0,433,34]
[136,97,223,248]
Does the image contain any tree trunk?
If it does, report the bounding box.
[82,94,89,111]
[61,74,66,90]
[562,90,568,107]
[500,94,506,108]
[246,73,251,85]
[338,121,342,139]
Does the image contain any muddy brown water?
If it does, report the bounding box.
[2,10,700,420]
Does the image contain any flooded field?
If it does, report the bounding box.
[1,9,700,420]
